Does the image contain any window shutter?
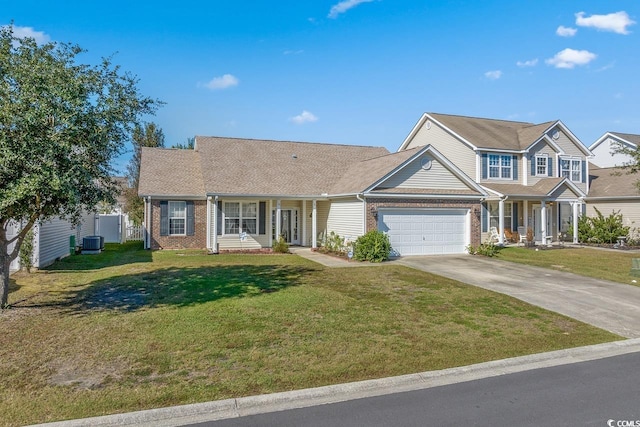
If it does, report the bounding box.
[531,156,536,176]
[217,201,222,235]
[481,202,488,233]
[160,201,168,236]
[186,201,195,236]
[581,160,587,183]
[259,202,266,235]
[549,159,554,177]
[512,155,518,180]
[512,203,518,230]
[481,153,488,179]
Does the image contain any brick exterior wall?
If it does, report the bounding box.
[365,198,482,248]
[150,200,207,250]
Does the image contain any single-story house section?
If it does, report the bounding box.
[138,137,487,256]
[587,164,640,237]
[588,131,640,238]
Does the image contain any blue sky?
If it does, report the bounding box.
[3,1,639,173]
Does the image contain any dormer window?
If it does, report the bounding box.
[489,154,512,179]
[535,155,548,176]
[561,158,582,182]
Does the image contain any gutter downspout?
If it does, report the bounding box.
[356,193,366,235]
[213,196,219,253]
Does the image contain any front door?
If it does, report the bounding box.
[272,209,299,244]
[533,205,553,242]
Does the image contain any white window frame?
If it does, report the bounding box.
[168,201,186,236]
[223,201,258,235]
[560,157,581,182]
[488,201,513,230]
[535,155,548,176]
[488,154,512,180]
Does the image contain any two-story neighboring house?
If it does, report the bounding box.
[588,132,640,235]
[398,113,592,244]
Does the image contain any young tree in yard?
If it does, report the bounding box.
[123,122,164,225]
[0,25,161,307]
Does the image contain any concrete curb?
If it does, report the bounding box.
[32,338,640,427]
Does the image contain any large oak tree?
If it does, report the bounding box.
[0,25,161,306]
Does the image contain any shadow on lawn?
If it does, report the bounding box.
[55,263,316,313]
[45,241,152,272]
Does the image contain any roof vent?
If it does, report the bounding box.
[292,154,297,159]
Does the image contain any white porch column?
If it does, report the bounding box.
[523,200,529,237]
[498,198,505,245]
[213,196,219,253]
[302,200,307,247]
[206,196,212,250]
[144,196,151,249]
[275,200,282,240]
[572,201,579,244]
[312,199,317,249]
[541,200,547,244]
[268,200,273,247]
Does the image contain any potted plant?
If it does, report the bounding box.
[526,227,535,248]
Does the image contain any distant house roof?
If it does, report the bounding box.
[609,132,640,147]
[588,164,640,199]
[112,176,129,208]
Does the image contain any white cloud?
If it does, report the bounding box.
[545,48,597,69]
[556,25,577,37]
[204,74,239,90]
[484,70,502,80]
[290,110,318,124]
[516,58,538,67]
[575,11,636,34]
[3,25,50,44]
[328,0,374,19]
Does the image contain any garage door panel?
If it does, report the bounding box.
[378,209,468,256]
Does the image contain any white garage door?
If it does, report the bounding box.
[379,209,468,256]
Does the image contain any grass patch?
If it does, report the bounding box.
[497,246,639,285]
[1,242,620,426]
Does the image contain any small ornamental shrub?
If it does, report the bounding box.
[353,230,391,263]
[466,242,501,257]
[578,208,630,244]
[272,236,289,253]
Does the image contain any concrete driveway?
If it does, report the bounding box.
[397,255,640,339]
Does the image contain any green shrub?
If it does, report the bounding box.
[578,208,630,244]
[467,242,501,257]
[18,229,35,273]
[272,236,289,253]
[353,230,391,262]
[320,231,346,254]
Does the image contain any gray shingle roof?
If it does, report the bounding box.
[610,132,640,147]
[482,178,567,197]
[139,147,205,197]
[196,137,390,196]
[588,164,640,198]
[429,113,557,151]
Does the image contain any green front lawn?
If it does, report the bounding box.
[0,242,620,426]
[497,246,639,285]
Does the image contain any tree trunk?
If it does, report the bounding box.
[0,245,10,307]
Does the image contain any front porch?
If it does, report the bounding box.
[482,198,583,246]
[207,197,330,252]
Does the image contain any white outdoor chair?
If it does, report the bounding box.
[517,226,527,245]
[489,226,500,243]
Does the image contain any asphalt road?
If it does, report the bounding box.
[194,352,640,427]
